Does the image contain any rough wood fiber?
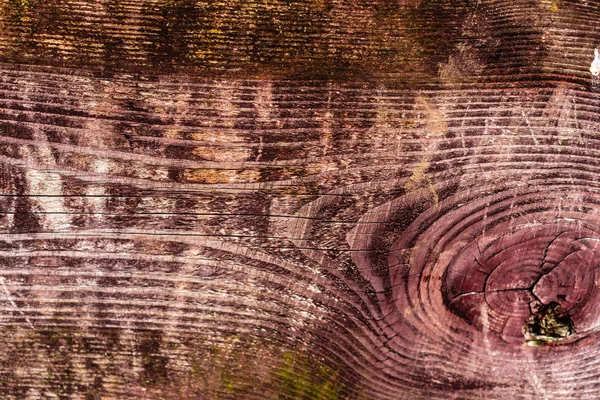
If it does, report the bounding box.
[1,0,600,399]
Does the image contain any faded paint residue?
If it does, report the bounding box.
[192,145,252,162]
[405,159,439,207]
[183,168,261,184]
[414,95,448,137]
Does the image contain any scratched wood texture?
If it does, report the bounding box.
[1,0,600,399]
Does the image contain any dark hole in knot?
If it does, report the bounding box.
[523,301,575,347]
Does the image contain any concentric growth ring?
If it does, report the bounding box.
[349,176,600,360]
[388,180,600,349]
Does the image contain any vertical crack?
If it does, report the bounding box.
[522,232,576,346]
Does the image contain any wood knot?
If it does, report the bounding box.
[523,301,575,347]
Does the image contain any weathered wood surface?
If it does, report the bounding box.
[1,0,600,398]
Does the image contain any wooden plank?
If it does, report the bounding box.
[0,0,600,398]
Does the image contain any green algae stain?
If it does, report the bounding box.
[147,0,201,68]
[0,326,360,399]
[39,328,78,400]
[139,0,472,79]
[3,0,31,23]
[274,351,340,400]
[182,336,355,399]
[136,330,170,387]
[1,0,472,79]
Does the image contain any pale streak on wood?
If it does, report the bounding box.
[18,117,71,230]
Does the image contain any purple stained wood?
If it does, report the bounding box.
[1,0,600,398]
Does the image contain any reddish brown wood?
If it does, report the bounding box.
[1,0,600,399]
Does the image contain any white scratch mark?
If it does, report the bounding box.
[480,302,497,357]
[521,110,539,146]
[0,277,34,329]
[523,351,549,400]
